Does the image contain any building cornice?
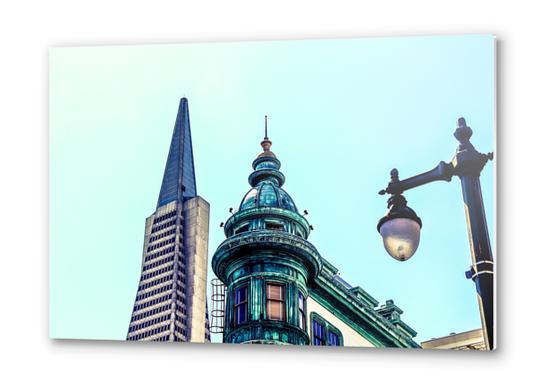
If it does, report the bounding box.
[212,230,322,283]
[312,271,419,348]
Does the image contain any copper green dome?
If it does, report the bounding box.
[238,133,297,213]
[222,118,311,240]
[239,182,297,212]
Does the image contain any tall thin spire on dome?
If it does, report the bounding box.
[260,115,273,154]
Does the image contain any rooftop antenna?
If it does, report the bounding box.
[264,115,268,139]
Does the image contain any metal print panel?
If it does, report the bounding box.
[49,34,496,350]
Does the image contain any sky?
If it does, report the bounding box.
[50,34,495,344]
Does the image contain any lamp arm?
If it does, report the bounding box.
[379,161,454,195]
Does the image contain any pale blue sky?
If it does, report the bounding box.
[50,34,495,343]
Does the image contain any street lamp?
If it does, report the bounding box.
[377,117,495,350]
[377,191,422,262]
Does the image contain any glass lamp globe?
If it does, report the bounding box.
[377,193,422,262]
[379,218,421,261]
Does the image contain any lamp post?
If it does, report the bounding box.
[377,117,495,350]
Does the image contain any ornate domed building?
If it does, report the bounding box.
[212,121,419,347]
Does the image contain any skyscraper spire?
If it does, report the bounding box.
[128,98,210,343]
[157,98,197,208]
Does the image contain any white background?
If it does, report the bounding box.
[0,1,539,383]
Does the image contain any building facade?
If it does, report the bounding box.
[421,329,486,350]
[127,98,210,342]
[212,130,419,347]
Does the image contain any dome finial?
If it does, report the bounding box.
[260,115,272,152]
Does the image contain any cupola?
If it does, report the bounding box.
[222,116,309,239]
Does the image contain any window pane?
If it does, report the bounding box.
[240,286,247,302]
[234,286,248,325]
[235,286,247,303]
[329,330,340,346]
[236,303,247,324]
[267,301,284,320]
[267,284,283,300]
[312,319,325,345]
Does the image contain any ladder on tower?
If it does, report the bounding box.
[210,278,226,334]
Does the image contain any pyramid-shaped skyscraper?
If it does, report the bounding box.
[127,98,210,342]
